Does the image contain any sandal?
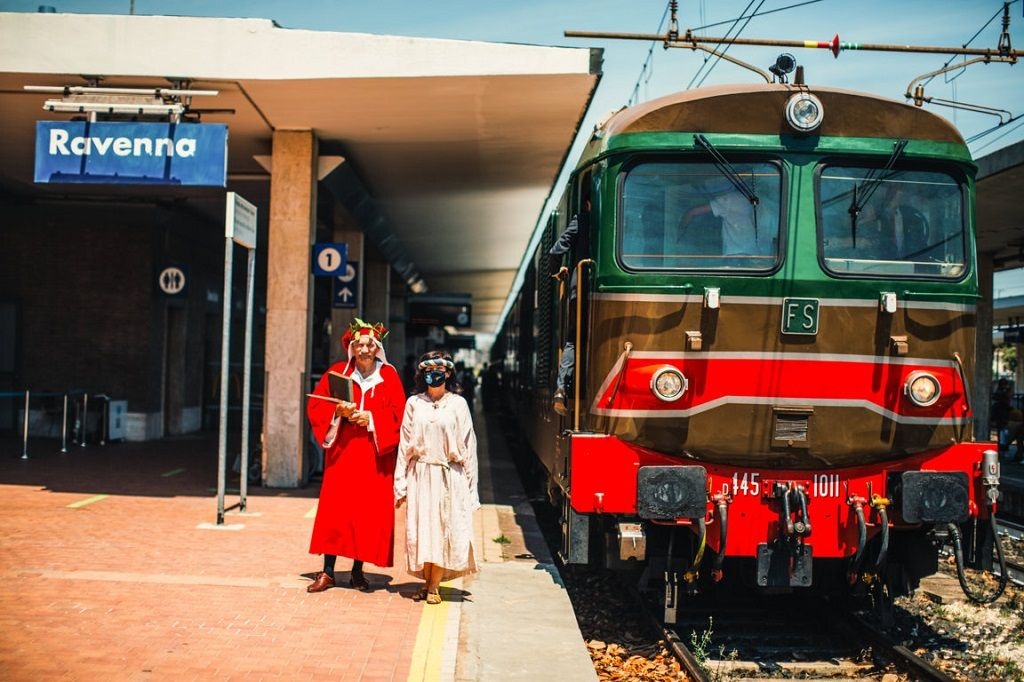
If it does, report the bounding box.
[411,588,428,602]
[425,591,442,605]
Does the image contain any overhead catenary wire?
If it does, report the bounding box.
[689,0,822,34]
[686,0,765,91]
[627,3,672,106]
[920,1,1012,90]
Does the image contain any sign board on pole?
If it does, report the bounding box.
[34,121,228,186]
[408,294,472,328]
[226,192,257,249]
[156,265,188,297]
[332,262,358,309]
[313,242,348,277]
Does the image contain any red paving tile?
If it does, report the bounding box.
[0,434,424,681]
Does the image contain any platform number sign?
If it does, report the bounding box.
[332,261,358,309]
[781,298,819,335]
[312,242,348,277]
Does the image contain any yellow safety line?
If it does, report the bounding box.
[406,584,452,682]
[66,494,109,509]
[304,505,317,519]
[161,468,186,477]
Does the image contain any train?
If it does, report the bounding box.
[492,73,1004,619]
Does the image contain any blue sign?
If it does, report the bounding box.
[34,121,227,186]
[332,262,358,309]
[313,242,348,277]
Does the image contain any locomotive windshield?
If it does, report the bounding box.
[818,167,966,278]
[619,161,783,271]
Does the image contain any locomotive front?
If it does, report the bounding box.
[559,84,999,615]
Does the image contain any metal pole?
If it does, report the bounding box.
[61,393,68,453]
[21,390,29,460]
[239,247,256,512]
[80,393,88,447]
[217,236,234,525]
[573,259,594,433]
[562,29,1023,58]
[100,398,108,446]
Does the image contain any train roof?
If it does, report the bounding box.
[587,83,966,154]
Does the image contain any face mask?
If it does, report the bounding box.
[424,371,446,387]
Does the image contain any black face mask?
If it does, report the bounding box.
[424,370,447,387]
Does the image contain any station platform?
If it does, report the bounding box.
[0,409,597,681]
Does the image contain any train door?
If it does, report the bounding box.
[553,172,594,421]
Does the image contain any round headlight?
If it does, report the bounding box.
[905,372,941,407]
[785,92,824,132]
[651,367,687,402]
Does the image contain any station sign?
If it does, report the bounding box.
[34,121,227,186]
[312,242,348,277]
[226,192,257,249]
[409,294,472,328]
[332,261,358,309]
[156,265,188,297]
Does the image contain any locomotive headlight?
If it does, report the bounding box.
[905,371,941,407]
[651,367,687,402]
[784,92,824,132]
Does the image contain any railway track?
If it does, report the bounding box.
[648,596,957,681]
[996,517,1024,587]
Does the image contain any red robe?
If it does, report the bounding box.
[307,360,406,566]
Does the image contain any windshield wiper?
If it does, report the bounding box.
[847,138,908,245]
[694,134,761,237]
[694,134,760,206]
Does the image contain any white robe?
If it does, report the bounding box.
[395,391,480,580]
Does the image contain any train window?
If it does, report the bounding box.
[818,168,966,278]
[619,161,782,271]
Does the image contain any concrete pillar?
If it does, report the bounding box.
[975,255,994,442]
[263,130,317,488]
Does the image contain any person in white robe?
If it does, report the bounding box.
[395,350,480,604]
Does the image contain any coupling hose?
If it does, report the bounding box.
[947,515,1008,604]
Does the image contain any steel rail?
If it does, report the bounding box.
[845,613,957,682]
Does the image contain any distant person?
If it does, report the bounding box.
[402,354,417,396]
[549,193,591,415]
[305,319,406,593]
[480,362,498,410]
[701,176,770,256]
[859,182,930,260]
[992,378,1013,458]
[455,361,476,412]
[1007,407,1024,463]
[395,351,479,604]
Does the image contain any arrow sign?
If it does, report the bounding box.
[332,261,358,309]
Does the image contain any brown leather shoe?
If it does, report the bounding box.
[306,572,335,593]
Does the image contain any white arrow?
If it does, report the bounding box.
[339,287,353,302]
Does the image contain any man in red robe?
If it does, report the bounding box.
[306,319,406,593]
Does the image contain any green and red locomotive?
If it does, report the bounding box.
[493,81,1002,618]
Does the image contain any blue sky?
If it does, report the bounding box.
[4,0,1022,288]
[4,1,1022,156]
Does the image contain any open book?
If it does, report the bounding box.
[307,369,354,404]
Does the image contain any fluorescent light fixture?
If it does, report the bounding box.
[43,100,185,115]
[26,85,218,97]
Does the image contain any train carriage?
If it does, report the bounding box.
[495,80,1001,619]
